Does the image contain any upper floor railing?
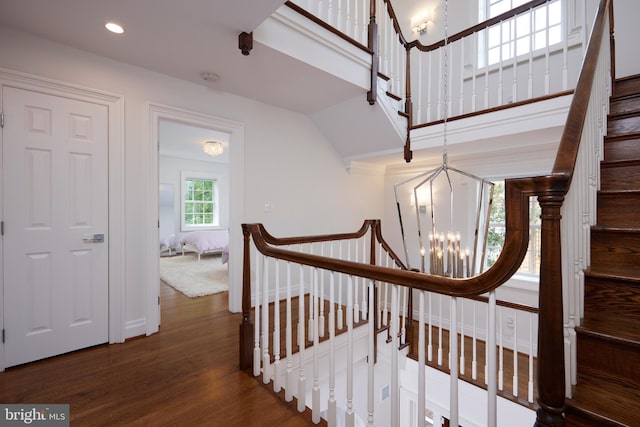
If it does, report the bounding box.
[289,0,594,161]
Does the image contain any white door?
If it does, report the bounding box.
[2,86,109,367]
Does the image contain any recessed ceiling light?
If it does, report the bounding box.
[105,22,124,34]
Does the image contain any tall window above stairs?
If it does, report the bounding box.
[477,0,562,68]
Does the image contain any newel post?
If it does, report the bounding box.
[239,224,254,370]
[535,193,566,426]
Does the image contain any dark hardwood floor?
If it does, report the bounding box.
[0,283,314,426]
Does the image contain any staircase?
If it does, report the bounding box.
[565,74,640,426]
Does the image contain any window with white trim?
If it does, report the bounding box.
[181,171,219,231]
[486,181,541,276]
[478,0,562,68]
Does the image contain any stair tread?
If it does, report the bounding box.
[601,157,640,167]
[605,130,640,141]
[567,374,640,426]
[592,225,640,233]
[585,266,640,282]
[578,316,640,346]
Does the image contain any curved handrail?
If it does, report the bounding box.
[244,175,531,297]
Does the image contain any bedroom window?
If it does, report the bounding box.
[486,181,541,276]
[181,172,219,231]
[478,0,562,68]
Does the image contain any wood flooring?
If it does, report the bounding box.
[0,284,315,426]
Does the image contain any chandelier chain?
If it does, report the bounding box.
[442,0,449,165]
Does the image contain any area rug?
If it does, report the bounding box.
[159,254,228,297]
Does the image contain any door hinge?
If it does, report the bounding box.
[158,296,161,305]
[1,221,4,236]
[0,112,4,128]
[2,329,5,343]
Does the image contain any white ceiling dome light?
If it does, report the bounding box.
[203,140,224,156]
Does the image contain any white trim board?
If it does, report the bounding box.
[145,103,245,331]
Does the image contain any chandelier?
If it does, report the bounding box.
[394,0,494,278]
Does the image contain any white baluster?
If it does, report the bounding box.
[428,292,433,362]
[418,291,426,427]
[312,269,320,423]
[319,246,326,338]
[472,32,478,112]
[297,252,306,413]
[438,294,443,366]
[498,21,504,106]
[354,240,360,323]
[472,301,477,380]
[328,270,337,427]
[498,308,504,391]
[273,259,281,392]
[528,313,535,403]
[361,238,367,321]
[459,40,465,115]
[337,242,344,330]
[512,15,518,103]
[417,50,423,123]
[528,9,534,98]
[352,0,359,42]
[285,260,294,402]
[427,51,433,121]
[337,0,344,32]
[513,310,519,397]
[308,245,315,342]
[487,291,497,427]
[391,284,399,426]
[545,4,551,94]
[346,275,355,427]
[254,249,261,378]
[450,297,459,427]
[460,299,465,376]
[401,286,407,345]
[367,280,375,427]
[484,28,490,109]
[262,257,271,384]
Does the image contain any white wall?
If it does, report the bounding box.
[614,0,640,78]
[0,25,384,338]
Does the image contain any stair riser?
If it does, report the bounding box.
[597,193,640,227]
[608,115,640,135]
[600,163,640,190]
[604,136,640,161]
[584,276,640,323]
[590,230,640,269]
[576,332,640,390]
[566,407,621,427]
[615,76,640,98]
[610,95,640,116]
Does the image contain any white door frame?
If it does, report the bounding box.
[0,67,126,371]
[145,103,245,334]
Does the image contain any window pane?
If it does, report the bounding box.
[516,35,530,55]
[548,25,561,45]
[534,30,546,50]
[488,26,501,48]
[534,7,547,32]
[548,1,561,26]
[488,47,500,65]
[516,14,530,37]
[203,190,212,201]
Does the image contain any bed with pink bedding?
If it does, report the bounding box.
[179,230,229,262]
